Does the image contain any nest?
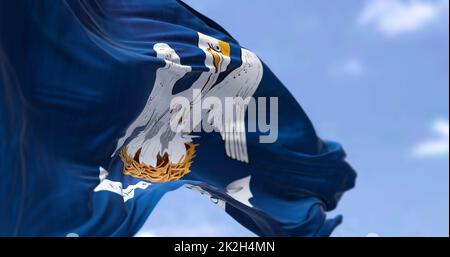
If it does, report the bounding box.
[119,142,198,183]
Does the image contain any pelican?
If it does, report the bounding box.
[112,32,263,182]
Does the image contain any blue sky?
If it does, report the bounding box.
[137,0,449,237]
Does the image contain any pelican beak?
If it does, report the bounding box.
[210,51,222,73]
[209,40,230,73]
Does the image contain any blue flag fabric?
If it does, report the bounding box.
[0,0,356,236]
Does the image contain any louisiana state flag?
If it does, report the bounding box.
[0,0,356,236]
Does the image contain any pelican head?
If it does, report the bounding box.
[198,33,231,73]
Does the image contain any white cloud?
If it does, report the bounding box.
[331,58,365,77]
[359,0,449,37]
[412,119,449,158]
[342,58,365,77]
[135,225,233,237]
[134,231,160,237]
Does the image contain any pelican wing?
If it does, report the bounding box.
[207,49,263,163]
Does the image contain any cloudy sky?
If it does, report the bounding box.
[137,0,449,237]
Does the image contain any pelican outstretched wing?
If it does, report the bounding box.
[207,49,264,163]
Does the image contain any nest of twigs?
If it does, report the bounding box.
[119,142,197,182]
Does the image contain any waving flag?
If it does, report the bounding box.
[0,0,356,236]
